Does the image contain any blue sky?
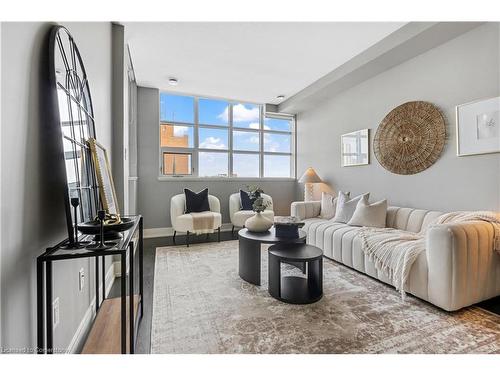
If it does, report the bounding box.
[160,94,194,123]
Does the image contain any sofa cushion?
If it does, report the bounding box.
[386,207,443,232]
[348,195,387,228]
[333,192,369,223]
[184,188,210,213]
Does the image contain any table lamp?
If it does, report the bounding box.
[298,167,322,201]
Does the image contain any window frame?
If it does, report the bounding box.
[158,91,296,181]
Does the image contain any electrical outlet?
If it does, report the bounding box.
[79,268,85,291]
[53,298,60,328]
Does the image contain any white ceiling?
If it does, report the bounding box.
[125,22,405,105]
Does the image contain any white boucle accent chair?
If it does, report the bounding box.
[229,193,275,236]
[291,200,500,311]
[170,193,222,247]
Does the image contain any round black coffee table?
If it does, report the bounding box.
[268,243,323,304]
[238,227,306,286]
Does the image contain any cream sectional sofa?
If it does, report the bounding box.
[291,201,500,311]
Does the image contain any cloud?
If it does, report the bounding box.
[250,135,260,144]
[173,126,189,137]
[200,136,226,150]
[217,106,230,122]
[218,104,259,123]
[263,133,290,152]
[248,122,271,130]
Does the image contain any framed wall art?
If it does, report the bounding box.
[341,129,370,167]
[88,138,121,220]
[456,96,500,156]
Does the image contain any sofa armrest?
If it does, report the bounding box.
[426,220,499,311]
[290,201,321,220]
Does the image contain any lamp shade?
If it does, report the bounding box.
[298,167,322,184]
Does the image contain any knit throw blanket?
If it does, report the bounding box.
[358,211,500,298]
[190,211,216,235]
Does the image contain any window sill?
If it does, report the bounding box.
[157,176,297,182]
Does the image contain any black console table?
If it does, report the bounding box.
[36,215,143,354]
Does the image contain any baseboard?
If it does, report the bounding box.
[67,263,116,354]
[144,222,234,239]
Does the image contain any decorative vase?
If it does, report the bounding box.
[245,212,273,233]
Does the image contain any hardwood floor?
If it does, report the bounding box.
[107,230,237,354]
[108,230,500,354]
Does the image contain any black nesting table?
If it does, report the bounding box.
[238,227,306,286]
[268,243,323,304]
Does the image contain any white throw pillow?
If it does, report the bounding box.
[347,195,387,228]
[333,192,369,223]
[320,192,337,219]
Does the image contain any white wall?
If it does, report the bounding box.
[297,23,500,212]
[1,22,113,351]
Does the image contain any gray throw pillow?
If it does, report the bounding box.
[333,192,369,223]
[347,195,387,228]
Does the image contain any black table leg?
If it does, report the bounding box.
[238,236,261,285]
[46,261,53,354]
[268,252,281,299]
[129,242,134,354]
[36,258,44,354]
[95,257,100,312]
[139,217,144,317]
[101,256,105,302]
[308,257,323,300]
[121,252,126,354]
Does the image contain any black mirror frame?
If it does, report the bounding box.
[48,25,100,243]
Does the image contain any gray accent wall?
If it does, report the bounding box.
[296,23,500,212]
[137,86,298,229]
[1,22,114,351]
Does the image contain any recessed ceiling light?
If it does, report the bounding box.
[168,78,178,86]
[276,95,285,100]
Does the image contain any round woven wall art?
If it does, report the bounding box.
[373,101,446,175]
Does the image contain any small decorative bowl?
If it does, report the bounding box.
[78,217,135,241]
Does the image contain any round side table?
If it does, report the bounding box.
[268,243,323,304]
[238,227,306,286]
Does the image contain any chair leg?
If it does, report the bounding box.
[231,225,234,237]
[186,231,190,247]
[173,231,176,245]
[217,227,221,242]
[206,232,210,241]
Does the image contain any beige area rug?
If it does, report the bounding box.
[151,240,500,354]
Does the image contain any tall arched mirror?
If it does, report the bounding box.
[49,25,99,243]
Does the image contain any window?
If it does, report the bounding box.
[162,152,192,175]
[159,92,295,178]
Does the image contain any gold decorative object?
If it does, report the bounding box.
[88,138,122,224]
[373,101,446,175]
